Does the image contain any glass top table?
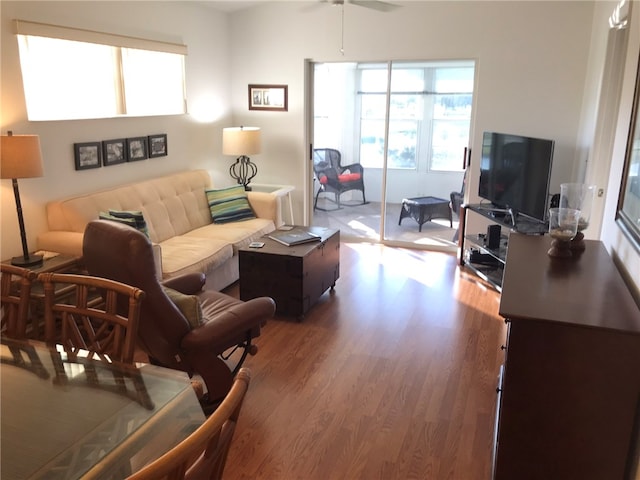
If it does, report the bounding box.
[0,337,205,479]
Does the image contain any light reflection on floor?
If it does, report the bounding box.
[313,200,460,249]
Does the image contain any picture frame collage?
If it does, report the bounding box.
[74,134,167,171]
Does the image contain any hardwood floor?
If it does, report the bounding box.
[222,242,506,480]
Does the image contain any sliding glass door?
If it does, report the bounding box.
[312,60,475,250]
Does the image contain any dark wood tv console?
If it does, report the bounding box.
[493,233,640,479]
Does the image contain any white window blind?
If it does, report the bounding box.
[14,20,187,54]
[14,20,187,121]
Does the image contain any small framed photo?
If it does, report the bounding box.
[248,84,288,111]
[148,134,168,158]
[74,142,102,170]
[102,138,126,166]
[127,137,148,162]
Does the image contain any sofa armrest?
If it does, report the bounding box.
[37,231,84,257]
[247,191,279,224]
[152,243,163,281]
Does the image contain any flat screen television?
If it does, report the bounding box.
[478,131,554,223]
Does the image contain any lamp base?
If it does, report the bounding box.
[229,155,257,192]
[11,253,43,267]
[547,239,573,258]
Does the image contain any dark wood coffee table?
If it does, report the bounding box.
[238,227,340,319]
[398,196,452,232]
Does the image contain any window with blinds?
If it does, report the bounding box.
[14,20,187,121]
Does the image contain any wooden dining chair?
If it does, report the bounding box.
[126,368,251,480]
[38,272,145,365]
[1,264,38,339]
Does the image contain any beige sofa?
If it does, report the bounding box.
[37,170,279,291]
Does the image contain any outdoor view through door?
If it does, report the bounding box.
[312,60,475,250]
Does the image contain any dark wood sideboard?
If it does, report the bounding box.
[493,233,640,480]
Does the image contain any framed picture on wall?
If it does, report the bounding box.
[127,137,148,162]
[148,134,168,158]
[248,84,288,111]
[102,138,126,166]
[74,142,102,170]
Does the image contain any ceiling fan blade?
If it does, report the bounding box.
[301,0,331,12]
[349,0,400,12]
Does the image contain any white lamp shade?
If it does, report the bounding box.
[1,134,44,179]
[222,127,261,156]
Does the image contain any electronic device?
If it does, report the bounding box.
[249,241,265,248]
[478,131,554,223]
[267,229,321,246]
[466,248,501,266]
[486,224,501,249]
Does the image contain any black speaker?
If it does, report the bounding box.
[486,224,501,249]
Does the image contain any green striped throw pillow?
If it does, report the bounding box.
[205,185,256,224]
[99,209,150,237]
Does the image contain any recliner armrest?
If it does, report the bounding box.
[181,296,275,352]
[161,273,206,294]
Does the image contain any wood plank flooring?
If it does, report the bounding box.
[222,242,506,480]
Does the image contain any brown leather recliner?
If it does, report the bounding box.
[82,220,275,407]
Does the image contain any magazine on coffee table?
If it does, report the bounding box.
[268,228,322,246]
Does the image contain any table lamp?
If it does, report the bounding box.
[1,131,44,267]
[222,126,261,191]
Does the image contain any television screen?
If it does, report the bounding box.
[478,131,554,222]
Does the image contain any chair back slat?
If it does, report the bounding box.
[1,264,37,339]
[126,368,251,480]
[38,272,145,365]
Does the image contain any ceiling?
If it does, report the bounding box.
[201,1,404,13]
[198,1,265,13]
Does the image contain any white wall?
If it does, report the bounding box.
[0,1,232,259]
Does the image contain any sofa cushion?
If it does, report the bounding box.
[205,185,256,224]
[162,286,203,329]
[186,218,276,252]
[158,236,233,279]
